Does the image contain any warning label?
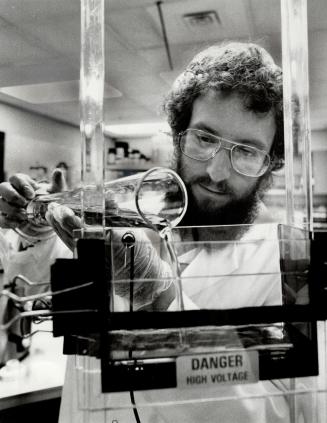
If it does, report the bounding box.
[176,350,259,389]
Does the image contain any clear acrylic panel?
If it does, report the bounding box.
[69,224,325,423]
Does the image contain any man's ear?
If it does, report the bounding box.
[270,157,285,173]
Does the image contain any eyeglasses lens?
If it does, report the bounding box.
[180,130,269,177]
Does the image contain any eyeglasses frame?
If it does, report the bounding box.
[178,128,271,178]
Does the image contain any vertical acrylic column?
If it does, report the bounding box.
[80,0,105,231]
[78,1,106,420]
[281,5,327,423]
[281,0,313,232]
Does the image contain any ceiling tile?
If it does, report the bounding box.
[250,0,281,35]
[0,23,55,66]
[0,0,80,24]
[146,0,253,45]
[0,59,78,87]
[106,7,163,50]
[104,97,157,124]
[308,0,327,31]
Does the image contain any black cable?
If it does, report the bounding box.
[129,244,142,423]
[122,232,142,423]
[129,244,135,311]
[156,1,173,70]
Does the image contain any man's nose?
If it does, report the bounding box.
[206,148,232,183]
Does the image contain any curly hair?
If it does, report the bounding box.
[163,42,284,171]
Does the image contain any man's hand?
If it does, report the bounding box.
[0,173,37,229]
[0,169,67,231]
[45,203,82,251]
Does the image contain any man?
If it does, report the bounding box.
[167,42,283,234]
[161,41,285,312]
[0,42,312,422]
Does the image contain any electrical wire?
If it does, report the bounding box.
[12,274,50,287]
[22,329,53,339]
[0,308,96,331]
[123,233,142,423]
[0,281,94,304]
[156,1,173,71]
[0,309,52,330]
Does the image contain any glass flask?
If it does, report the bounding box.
[25,167,188,232]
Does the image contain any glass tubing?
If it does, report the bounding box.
[80,0,105,232]
[281,0,313,233]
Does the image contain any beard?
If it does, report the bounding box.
[174,153,271,241]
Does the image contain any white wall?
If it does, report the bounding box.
[311,131,327,194]
[0,103,81,187]
[313,151,327,194]
[312,130,327,151]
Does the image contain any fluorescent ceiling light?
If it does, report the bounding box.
[0,80,122,104]
[104,122,170,138]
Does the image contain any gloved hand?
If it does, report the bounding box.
[46,203,175,311]
[0,169,67,237]
[43,202,175,310]
[45,202,81,251]
[108,229,175,310]
[44,208,176,309]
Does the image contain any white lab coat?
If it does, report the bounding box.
[171,222,282,310]
[0,229,72,287]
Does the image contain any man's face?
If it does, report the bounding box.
[176,90,276,234]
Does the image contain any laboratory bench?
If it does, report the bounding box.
[0,321,66,422]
